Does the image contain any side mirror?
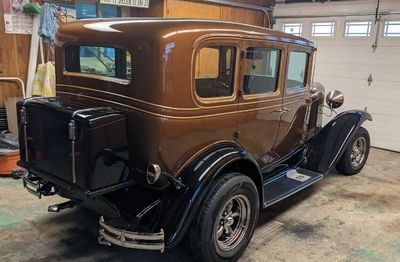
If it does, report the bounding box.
[326,90,344,109]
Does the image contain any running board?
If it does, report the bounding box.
[263,168,324,208]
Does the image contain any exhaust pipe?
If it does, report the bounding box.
[48,200,75,213]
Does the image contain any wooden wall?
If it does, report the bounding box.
[132,0,271,27]
[0,0,30,106]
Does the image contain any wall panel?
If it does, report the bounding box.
[0,0,30,106]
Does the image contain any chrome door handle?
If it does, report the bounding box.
[273,108,286,115]
[274,107,292,114]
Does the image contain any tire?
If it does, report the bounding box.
[187,172,259,262]
[336,127,370,175]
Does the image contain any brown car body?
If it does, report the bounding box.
[18,18,371,257]
[55,18,316,176]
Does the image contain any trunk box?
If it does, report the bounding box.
[17,97,128,190]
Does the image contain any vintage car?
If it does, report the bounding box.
[18,18,372,261]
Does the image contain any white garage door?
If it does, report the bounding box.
[275,9,400,152]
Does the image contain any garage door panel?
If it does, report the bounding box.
[276,11,400,152]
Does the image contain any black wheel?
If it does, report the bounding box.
[336,127,370,175]
[187,172,259,262]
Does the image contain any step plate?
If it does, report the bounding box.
[263,168,323,208]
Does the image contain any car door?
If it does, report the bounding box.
[273,44,314,158]
[237,40,286,166]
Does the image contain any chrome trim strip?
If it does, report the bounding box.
[71,141,76,184]
[23,125,28,162]
[328,124,356,169]
[58,91,304,119]
[58,84,307,111]
[198,151,238,181]
[58,84,200,111]
[98,216,164,252]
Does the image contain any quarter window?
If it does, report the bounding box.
[65,45,132,82]
[286,51,308,90]
[384,21,400,37]
[243,47,281,95]
[195,46,236,99]
[282,23,303,36]
[345,21,372,37]
[311,22,335,37]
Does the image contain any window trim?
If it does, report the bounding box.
[344,20,372,37]
[383,20,400,37]
[311,21,336,38]
[242,45,283,100]
[192,39,240,106]
[63,44,132,85]
[285,49,311,94]
[282,22,303,37]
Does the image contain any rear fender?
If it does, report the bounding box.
[304,110,372,174]
[163,144,262,249]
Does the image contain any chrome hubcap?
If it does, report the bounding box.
[351,137,367,168]
[215,194,251,252]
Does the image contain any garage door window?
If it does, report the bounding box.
[286,51,308,91]
[282,23,303,36]
[345,21,372,37]
[384,21,400,37]
[195,46,236,99]
[312,22,335,37]
[243,47,281,95]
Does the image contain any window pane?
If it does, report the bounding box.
[101,5,120,18]
[195,46,236,98]
[345,21,372,37]
[384,21,400,37]
[65,45,131,81]
[282,23,303,36]
[76,3,97,19]
[312,22,335,37]
[243,47,280,95]
[287,51,308,90]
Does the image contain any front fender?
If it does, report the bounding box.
[305,110,372,174]
[162,144,262,249]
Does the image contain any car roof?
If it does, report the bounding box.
[56,18,315,49]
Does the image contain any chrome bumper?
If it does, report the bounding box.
[22,172,43,198]
[98,216,165,252]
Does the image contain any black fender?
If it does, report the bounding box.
[304,110,372,174]
[163,144,262,249]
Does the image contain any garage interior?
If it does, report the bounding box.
[0,0,399,261]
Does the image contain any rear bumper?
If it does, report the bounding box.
[99,216,165,252]
[21,162,166,252]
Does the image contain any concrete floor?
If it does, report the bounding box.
[0,148,399,262]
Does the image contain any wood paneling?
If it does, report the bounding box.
[165,0,269,27]
[0,0,30,106]
[220,5,266,27]
[165,0,220,19]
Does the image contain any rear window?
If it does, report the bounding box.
[65,45,132,83]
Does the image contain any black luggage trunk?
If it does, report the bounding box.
[17,97,128,190]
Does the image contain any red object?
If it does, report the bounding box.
[0,152,20,176]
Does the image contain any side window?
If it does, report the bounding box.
[195,45,236,99]
[286,51,309,91]
[243,47,281,95]
[65,45,132,82]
